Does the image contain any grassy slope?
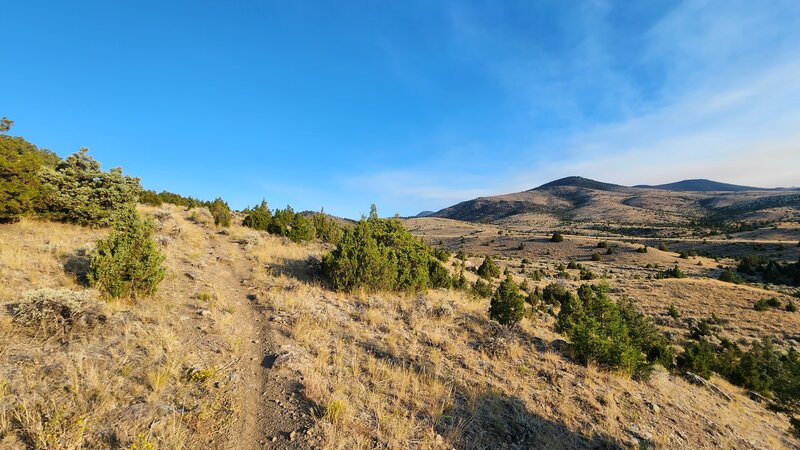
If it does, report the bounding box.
[0,209,798,449]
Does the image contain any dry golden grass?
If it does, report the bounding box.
[243,233,800,449]
[0,206,251,449]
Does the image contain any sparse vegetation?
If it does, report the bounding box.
[550,232,564,242]
[655,265,685,279]
[719,269,744,284]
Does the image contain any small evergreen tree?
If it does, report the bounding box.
[551,232,564,242]
[88,209,165,298]
[39,148,141,227]
[477,255,500,280]
[208,197,231,227]
[471,279,492,298]
[242,199,272,230]
[489,275,525,326]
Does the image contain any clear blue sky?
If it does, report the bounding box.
[4,1,800,218]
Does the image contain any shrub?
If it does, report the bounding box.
[242,199,272,230]
[606,247,614,255]
[766,297,781,308]
[188,207,214,225]
[719,269,744,284]
[677,339,716,378]
[579,268,596,280]
[556,284,647,375]
[636,246,648,253]
[456,250,467,261]
[208,197,231,228]
[519,279,530,292]
[431,247,451,262]
[655,265,685,279]
[527,286,543,307]
[452,269,468,290]
[657,243,669,252]
[597,241,608,248]
[477,255,500,280]
[567,260,580,270]
[787,300,797,312]
[590,253,602,261]
[489,275,526,326]
[88,209,166,298]
[312,212,343,245]
[268,206,316,242]
[39,148,142,227]
[471,279,493,298]
[668,304,680,319]
[0,134,59,222]
[13,288,106,335]
[550,232,564,242]
[321,213,449,293]
[542,283,572,306]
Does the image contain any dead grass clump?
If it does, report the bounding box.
[188,207,214,226]
[12,288,107,336]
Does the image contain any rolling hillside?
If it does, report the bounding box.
[432,177,800,225]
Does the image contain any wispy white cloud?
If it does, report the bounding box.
[342,0,800,215]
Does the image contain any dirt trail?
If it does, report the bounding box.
[187,228,318,449]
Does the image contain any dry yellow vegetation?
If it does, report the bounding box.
[1,206,798,449]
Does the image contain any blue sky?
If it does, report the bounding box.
[4,1,800,218]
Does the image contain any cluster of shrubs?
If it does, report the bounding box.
[555,283,673,376]
[677,330,799,435]
[737,255,800,286]
[654,265,685,279]
[242,200,343,244]
[1,137,142,226]
[753,297,793,312]
[139,189,207,209]
[321,210,450,292]
[1,120,169,299]
[719,269,744,284]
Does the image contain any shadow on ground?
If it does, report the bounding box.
[62,248,90,286]
[436,388,624,450]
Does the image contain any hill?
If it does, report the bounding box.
[432,176,800,227]
[636,179,767,192]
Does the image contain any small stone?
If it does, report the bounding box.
[271,436,278,442]
[289,431,296,441]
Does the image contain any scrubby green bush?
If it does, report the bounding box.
[321,213,450,293]
[0,133,59,222]
[452,269,468,290]
[88,209,165,298]
[657,243,669,252]
[668,304,680,319]
[655,265,685,279]
[267,206,316,242]
[567,260,581,270]
[489,275,525,326]
[312,212,343,245]
[590,253,602,261]
[597,241,608,248]
[477,255,500,280]
[527,286,542,307]
[550,232,564,242]
[556,284,655,375]
[677,339,716,378]
[787,300,797,312]
[542,283,572,306]
[719,269,744,284]
[39,148,141,227]
[242,200,272,230]
[208,197,231,228]
[636,246,648,253]
[471,279,493,298]
[456,250,467,261]
[579,268,596,280]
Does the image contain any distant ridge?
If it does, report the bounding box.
[635,179,766,192]
[415,211,435,218]
[532,176,623,192]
